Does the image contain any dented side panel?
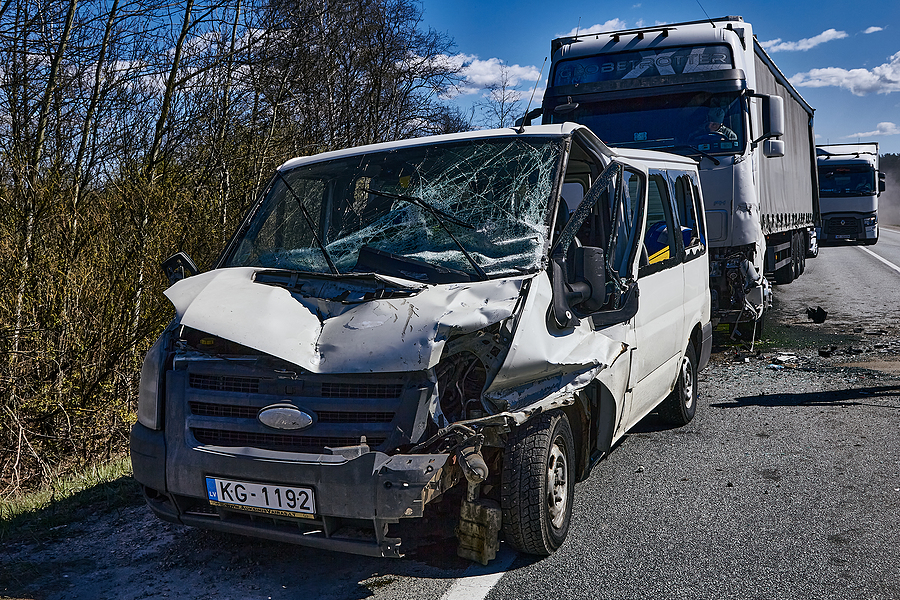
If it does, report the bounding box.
[486,272,630,412]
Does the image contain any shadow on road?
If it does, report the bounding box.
[711,384,900,409]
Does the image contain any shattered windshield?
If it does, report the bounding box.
[225,137,564,282]
[553,91,745,156]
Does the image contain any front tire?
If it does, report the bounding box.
[659,343,698,426]
[501,410,575,555]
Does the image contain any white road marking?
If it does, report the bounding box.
[439,547,517,600]
[858,246,900,276]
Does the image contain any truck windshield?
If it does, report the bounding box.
[225,137,564,282]
[553,91,745,156]
[818,165,876,197]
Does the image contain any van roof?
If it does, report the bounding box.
[278,124,588,171]
[277,123,699,174]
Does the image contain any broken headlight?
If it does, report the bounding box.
[434,322,512,423]
[137,333,169,430]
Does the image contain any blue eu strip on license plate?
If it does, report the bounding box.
[205,477,316,518]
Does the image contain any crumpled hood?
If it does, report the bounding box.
[165,267,524,373]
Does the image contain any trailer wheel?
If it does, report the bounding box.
[501,410,575,555]
[659,343,698,426]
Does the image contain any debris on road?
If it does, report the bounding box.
[806,306,828,323]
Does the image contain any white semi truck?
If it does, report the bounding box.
[531,16,820,335]
[817,143,885,245]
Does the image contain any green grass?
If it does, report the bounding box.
[0,455,142,543]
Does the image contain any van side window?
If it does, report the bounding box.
[639,172,678,278]
[611,168,643,277]
[672,173,702,252]
[689,173,707,252]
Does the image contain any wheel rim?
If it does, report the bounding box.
[547,440,569,529]
[681,355,694,410]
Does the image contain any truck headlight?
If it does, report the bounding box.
[863,217,877,227]
[138,334,168,430]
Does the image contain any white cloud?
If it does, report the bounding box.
[760,28,848,52]
[864,26,883,34]
[447,54,542,96]
[557,19,628,39]
[846,122,900,137]
[790,51,900,96]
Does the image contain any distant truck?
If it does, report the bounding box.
[532,15,820,335]
[131,124,712,563]
[816,143,885,245]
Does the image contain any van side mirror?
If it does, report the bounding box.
[550,246,607,328]
[162,252,199,285]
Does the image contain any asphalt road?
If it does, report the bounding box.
[3,230,900,600]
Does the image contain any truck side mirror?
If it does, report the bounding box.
[162,252,199,285]
[879,172,886,193]
[763,139,785,158]
[515,107,544,128]
[762,95,785,138]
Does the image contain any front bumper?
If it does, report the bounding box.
[130,423,453,557]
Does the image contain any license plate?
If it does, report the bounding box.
[205,477,316,518]
[835,234,852,239]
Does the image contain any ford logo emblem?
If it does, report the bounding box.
[258,404,313,430]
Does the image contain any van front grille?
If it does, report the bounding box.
[190,374,260,394]
[321,383,403,399]
[189,402,395,424]
[191,428,385,453]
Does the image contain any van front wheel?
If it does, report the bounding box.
[501,410,575,555]
[659,343,698,425]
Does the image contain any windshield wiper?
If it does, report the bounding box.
[275,171,339,275]
[363,188,488,281]
[668,145,721,166]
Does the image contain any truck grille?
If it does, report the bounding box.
[825,218,860,235]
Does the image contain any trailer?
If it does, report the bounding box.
[817,143,884,245]
[534,15,820,336]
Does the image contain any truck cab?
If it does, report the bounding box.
[817,143,884,245]
[131,124,711,563]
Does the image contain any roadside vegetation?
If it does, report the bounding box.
[0,0,475,500]
[0,456,138,542]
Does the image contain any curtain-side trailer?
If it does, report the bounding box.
[533,15,820,336]
[817,143,884,245]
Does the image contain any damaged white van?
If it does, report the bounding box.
[131,123,711,563]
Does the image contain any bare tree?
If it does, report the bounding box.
[475,64,525,129]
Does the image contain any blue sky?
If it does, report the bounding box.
[421,0,900,154]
